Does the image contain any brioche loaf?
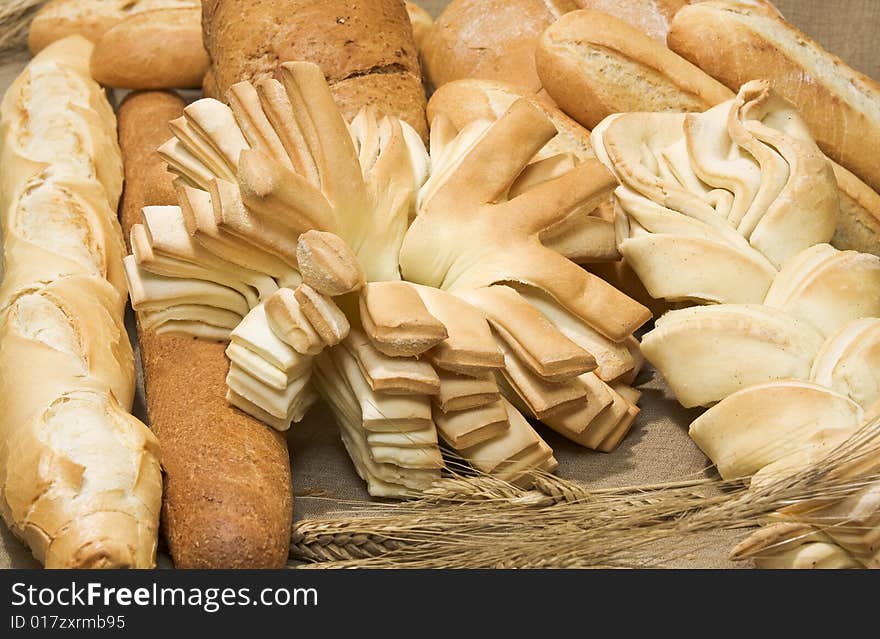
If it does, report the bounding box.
[117,91,293,568]
[90,8,209,89]
[201,0,428,138]
[536,9,734,130]
[0,37,161,568]
[668,1,880,194]
[28,0,199,53]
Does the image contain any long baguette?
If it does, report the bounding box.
[117,91,293,568]
[0,37,161,568]
[667,1,880,194]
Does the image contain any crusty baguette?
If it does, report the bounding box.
[668,1,880,193]
[201,0,428,139]
[536,9,734,129]
[423,0,578,94]
[117,91,293,568]
[0,37,161,569]
[28,0,199,53]
[90,8,209,89]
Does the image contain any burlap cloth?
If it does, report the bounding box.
[1,0,878,569]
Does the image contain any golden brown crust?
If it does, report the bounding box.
[28,0,199,54]
[536,9,734,129]
[117,91,293,569]
[422,0,580,94]
[203,0,427,137]
[90,8,209,90]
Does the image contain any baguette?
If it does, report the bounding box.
[117,91,293,568]
[668,1,880,194]
[201,0,428,139]
[90,8,209,89]
[0,37,161,568]
[536,9,734,130]
[28,0,199,53]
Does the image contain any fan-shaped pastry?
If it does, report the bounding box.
[591,81,838,305]
[123,61,651,496]
[690,381,863,480]
[643,305,824,408]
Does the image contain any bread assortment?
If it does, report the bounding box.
[533,4,880,257]
[2,1,879,571]
[0,37,161,568]
[122,59,650,496]
[422,0,689,94]
[117,91,293,569]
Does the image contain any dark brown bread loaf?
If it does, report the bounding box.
[201,0,428,138]
[117,91,293,569]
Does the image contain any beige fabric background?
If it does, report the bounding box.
[1,0,878,569]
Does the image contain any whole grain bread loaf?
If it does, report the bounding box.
[201,0,428,138]
[117,91,293,569]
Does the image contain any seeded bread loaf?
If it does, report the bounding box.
[117,91,293,568]
[201,0,428,138]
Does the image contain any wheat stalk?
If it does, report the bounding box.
[289,416,880,568]
[0,0,45,52]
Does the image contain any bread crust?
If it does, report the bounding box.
[202,0,427,138]
[577,0,687,42]
[117,91,293,569]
